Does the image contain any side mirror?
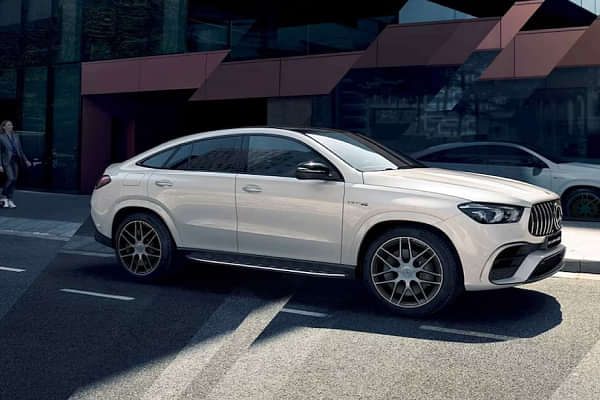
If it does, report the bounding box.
[296,161,336,180]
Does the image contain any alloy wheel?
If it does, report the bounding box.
[370,237,443,309]
[567,191,600,219]
[117,220,162,276]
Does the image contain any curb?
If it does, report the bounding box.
[563,259,600,274]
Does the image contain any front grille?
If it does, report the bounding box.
[529,200,562,237]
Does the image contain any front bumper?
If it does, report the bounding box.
[440,211,566,291]
[488,244,565,286]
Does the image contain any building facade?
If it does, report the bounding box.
[1,0,600,218]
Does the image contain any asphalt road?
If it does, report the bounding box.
[1,226,600,400]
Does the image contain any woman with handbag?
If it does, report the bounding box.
[0,120,32,208]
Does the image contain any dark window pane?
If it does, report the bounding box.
[23,0,52,65]
[0,0,21,68]
[247,135,329,178]
[141,148,176,168]
[164,143,192,170]
[54,0,83,63]
[189,136,241,173]
[52,63,81,191]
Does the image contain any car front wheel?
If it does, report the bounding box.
[115,212,174,281]
[362,227,463,317]
[563,188,600,220]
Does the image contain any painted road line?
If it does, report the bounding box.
[554,271,600,281]
[0,266,26,273]
[59,250,115,258]
[419,325,518,341]
[549,338,600,400]
[281,308,329,318]
[0,229,71,241]
[141,292,291,400]
[60,289,135,301]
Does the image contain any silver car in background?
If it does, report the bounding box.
[413,142,600,220]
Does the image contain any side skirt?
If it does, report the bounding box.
[181,249,356,279]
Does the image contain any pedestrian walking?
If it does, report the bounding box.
[0,120,32,208]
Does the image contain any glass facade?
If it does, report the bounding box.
[570,0,600,14]
[399,0,473,24]
[187,3,397,61]
[1,0,599,220]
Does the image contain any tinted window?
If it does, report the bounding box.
[189,136,242,173]
[140,148,176,168]
[420,146,486,164]
[422,145,545,167]
[247,136,332,178]
[485,146,545,167]
[164,143,193,170]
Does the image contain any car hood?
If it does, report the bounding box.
[363,168,558,206]
[559,162,600,173]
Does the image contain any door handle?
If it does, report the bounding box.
[242,184,262,193]
[155,180,173,188]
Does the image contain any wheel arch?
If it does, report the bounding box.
[560,184,600,199]
[560,185,600,218]
[355,220,463,282]
[111,202,181,247]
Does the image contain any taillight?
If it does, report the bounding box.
[95,175,111,190]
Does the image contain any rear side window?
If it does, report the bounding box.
[140,148,176,168]
[189,136,242,173]
[164,143,193,170]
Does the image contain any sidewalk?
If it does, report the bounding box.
[1,190,599,273]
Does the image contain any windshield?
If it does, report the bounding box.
[518,143,564,164]
[304,129,425,172]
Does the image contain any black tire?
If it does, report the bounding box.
[562,188,600,220]
[362,226,463,317]
[114,212,175,282]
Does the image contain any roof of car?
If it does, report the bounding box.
[413,141,528,155]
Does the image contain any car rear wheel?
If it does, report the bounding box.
[115,212,174,281]
[563,188,600,220]
[362,227,463,317]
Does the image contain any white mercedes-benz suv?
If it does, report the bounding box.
[91,127,565,316]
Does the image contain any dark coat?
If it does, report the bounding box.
[0,132,30,170]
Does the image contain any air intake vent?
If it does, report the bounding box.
[529,200,562,237]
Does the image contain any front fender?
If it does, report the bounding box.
[555,180,600,197]
[342,211,451,266]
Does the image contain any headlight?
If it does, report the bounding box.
[458,203,523,224]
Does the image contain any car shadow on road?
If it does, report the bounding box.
[0,255,564,400]
[80,258,563,344]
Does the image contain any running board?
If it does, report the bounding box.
[183,250,354,279]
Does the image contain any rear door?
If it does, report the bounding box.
[235,134,345,263]
[146,135,243,251]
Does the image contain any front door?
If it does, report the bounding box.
[236,135,345,264]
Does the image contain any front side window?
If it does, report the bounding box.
[189,136,242,173]
[247,135,333,178]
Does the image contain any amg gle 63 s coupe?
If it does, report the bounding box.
[91,128,565,316]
